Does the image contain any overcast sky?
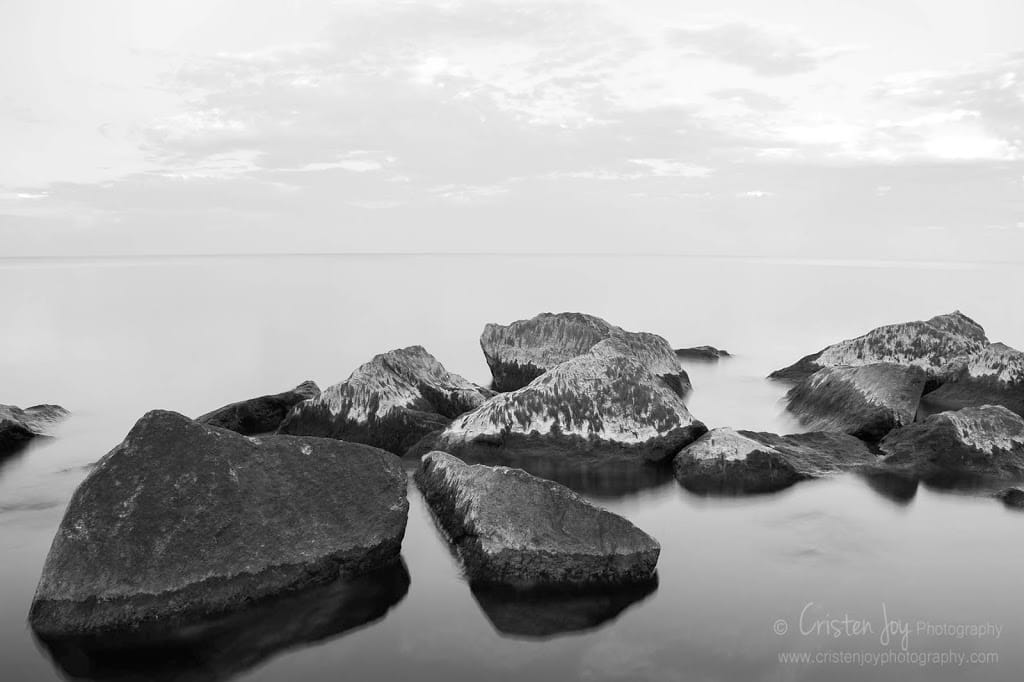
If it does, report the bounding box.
[2,0,1023,259]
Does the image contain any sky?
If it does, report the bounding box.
[1,0,1023,259]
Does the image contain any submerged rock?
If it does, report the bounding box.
[784,363,926,440]
[436,339,707,464]
[770,311,988,383]
[416,451,660,589]
[673,427,878,494]
[30,411,409,637]
[480,312,691,395]
[878,405,1024,482]
[675,345,731,361]
[921,342,1024,417]
[197,380,320,435]
[996,487,1024,510]
[0,403,69,455]
[278,346,492,455]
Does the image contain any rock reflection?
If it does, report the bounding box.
[35,560,410,682]
[470,576,658,639]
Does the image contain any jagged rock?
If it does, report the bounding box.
[436,339,707,464]
[996,487,1024,510]
[675,346,730,361]
[784,363,927,440]
[29,411,409,637]
[878,405,1024,482]
[922,343,1024,417]
[416,451,660,589]
[196,381,320,435]
[673,427,878,494]
[480,312,691,395]
[278,346,493,455]
[0,403,69,455]
[770,311,988,384]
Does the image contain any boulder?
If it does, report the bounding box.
[29,410,409,637]
[996,487,1024,510]
[277,346,493,455]
[415,451,660,589]
[480,312,691,395]
[675,345,730,361]
[0,403,69,455]
[784,363,927,440]
[673,427,878,494]
[921,343,1024,417]
[196,380,320,435]
[436,339,707,464]
[770,311,988,384]
[878,405,1024,482]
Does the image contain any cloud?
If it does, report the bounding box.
[667,22,846,76]
[710,88,788,111]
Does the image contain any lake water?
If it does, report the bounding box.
[2,254,1023,682]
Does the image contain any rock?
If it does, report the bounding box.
[675,345,730,361]
[415,451,660,589]
[0,403,69,456]
[784,363,927,441]
[277,346,493,455]
[770,311,988,384]
[436,339,707,464]
[673,427,878,494]
[878,405,1024,483]
[480,312,691,395]
[196,380,320,435]
[921,342,1024,417]
[35,562,410,682]
[29,410,409,637]
[996,487,1024,510]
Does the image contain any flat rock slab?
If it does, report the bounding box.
[674,427,878,494]
[770,311,988,383]
[674,346,730,361]
[784,363,926,440]
[878,405,1024,483]
[0,403,69,455]
[197,380,320,435]
[30,410,409,637]
[437,339,707,464]
[415,451,660,589]
[278,345,492,455]
[480,312,691,395]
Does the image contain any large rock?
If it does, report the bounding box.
[480,312,691,395]
[277,346,492,455]
[784,363,927,440]
[921,343,1024,417]
[0,403,69,456]
[878,405,1024,483]
[436,339,707,464]
[29,410,409,637]
[196,380,320,435]
[415,451,660,589]
[770,311,988,384]
[673,427,878,494]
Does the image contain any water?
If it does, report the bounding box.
[2,255,1023,681]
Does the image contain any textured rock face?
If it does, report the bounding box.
[0,403,69,455]
[480,312,691,395]
[770,311,989,383]
[784,363,927,440]
[30,411,409,637]
[278,346,492,455]
[675,346,730,361]
[436,339,707,464]
[673,427,878,494]
[197,381,320,435]
[922,343,1024,417]
[878,405,1024,481]
[416,451,660,589]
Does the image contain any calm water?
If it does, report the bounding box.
[2,255,1023,682]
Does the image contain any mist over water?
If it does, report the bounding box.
[2,255,1023,681]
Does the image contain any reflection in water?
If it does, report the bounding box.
[35,560,411,682]
[470,577,658,639]
[860,472,920,505]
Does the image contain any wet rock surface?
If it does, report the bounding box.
[0,403,69,456]
[197,380,320,435]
